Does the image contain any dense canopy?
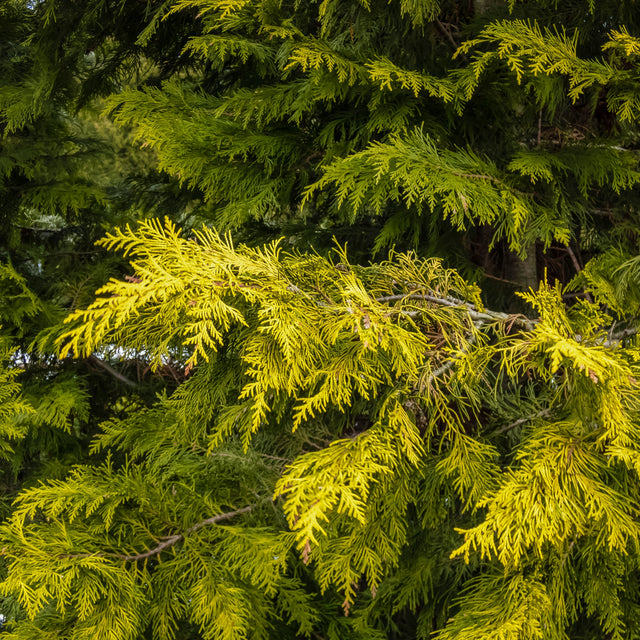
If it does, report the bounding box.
[3,1,640,639]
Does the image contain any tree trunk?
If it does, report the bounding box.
[505,248,538,291]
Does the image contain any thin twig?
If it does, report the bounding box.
[561,535,578,567]
[186,504,258,536]
[212,280,261,291]
[118,535,182,562]
[427,357,458,383]
[116,503,264,561]
[566,245,583,275]
[452,171,501,183]
[537,108,542,147]
[311,284,335,305]
[425,325,482,385]
[258,452,294,463]
[566,245,593,303]
[88,355,137,388]
[493,408,554,435]
[435,19,461,53]
[205,451,292,465]
[482,272,523,287]
[601,326,639,347]
[61,501,268,563]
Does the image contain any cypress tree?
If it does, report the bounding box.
[3,1,640,639]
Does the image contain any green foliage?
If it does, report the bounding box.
[435,572,558,640]
[2,217,639,638]
[574,248,640,317]
[0,339,33,458]
[458,18,640,123]
[0,263,43,334]
[306,128,570,252]
[4,0,640,639]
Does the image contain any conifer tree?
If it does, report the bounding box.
[3,1,640,640]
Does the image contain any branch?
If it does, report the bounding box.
[116,502,263,562]
[427,357,458,383]
[88,355,137,388]
[600,326,640,347]
[187,504,257,535]
[208,450,292,464]
[376,292,535,330]
[377,292,638,382]
[288,278,637,358]
[117,534,182,562]
[426,325,482,385]
[61,501,268,563]
[537,108,542,146]
[566,245,594,303]
[493,408,554,435]
[435,19,461,53]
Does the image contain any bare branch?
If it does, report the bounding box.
[61,501,268,563]
[493,409,554,435]
[376,292,535,330]
[116,502,264,562]
[208,451,292,464]
[117,534,182,562]
[601,326,640,347]
[186,504,258,535]
[88,355,137,388]
[428,357,458,382]
[425,323,483,385]
[565,243,591,284]
[565,245,594,304]
[435,19,461,53]
[537,108,542,147]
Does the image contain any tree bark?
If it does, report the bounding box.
[505,247,539,291]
